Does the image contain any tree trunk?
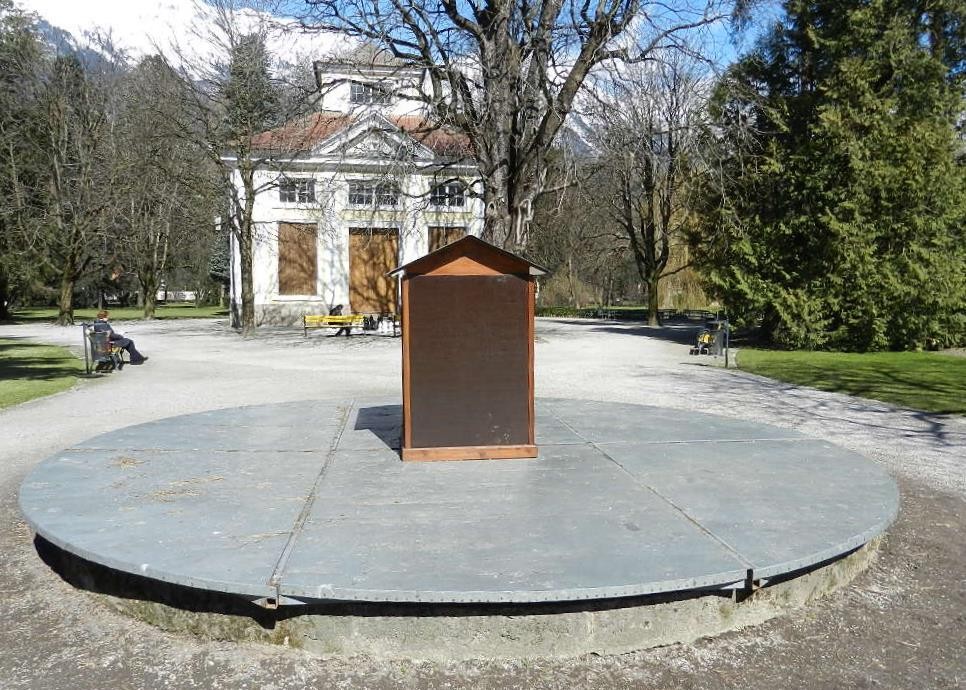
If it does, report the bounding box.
[480,169,534,253]
[482,184,512,248]
[238,167,257,336]
[56,273,75,326]
[647,275,660,326]
[567,255,580,309]
[0,272,10,321]
[239,218,256,336]
[140,274,158,319]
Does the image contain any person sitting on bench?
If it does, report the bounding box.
[329,304,353,337]
[93,310,148,364]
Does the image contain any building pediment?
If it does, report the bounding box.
[340,130,422,160]
[314,112,435,162]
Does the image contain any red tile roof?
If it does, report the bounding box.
[249,112,351,152]
[249,111,473,159]
[391,115,475,158]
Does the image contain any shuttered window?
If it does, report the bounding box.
[277,222,318,295]
[428,226,466,253]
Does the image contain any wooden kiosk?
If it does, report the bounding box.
[389,236,547,462]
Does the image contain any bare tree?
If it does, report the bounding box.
[591,52,715,325]
[529,160,626,308]
[298,0,742,250]
[112,56,217,318]
[167,0,315,335]
[31,53,121,325]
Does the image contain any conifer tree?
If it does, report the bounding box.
[695,0,966,350]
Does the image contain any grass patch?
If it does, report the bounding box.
[8,304,228,323]
[738,348,966,415]
[0,338,85,410]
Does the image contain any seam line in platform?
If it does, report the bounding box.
[589,437,812,447]
[550,409,755,572]
[64,447,331,453]
[266,400,355,595]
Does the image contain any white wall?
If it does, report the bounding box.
[228,63,483,324]
[231,168,483,320]
[315,67,426,118]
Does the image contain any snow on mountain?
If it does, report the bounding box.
[14,0,341,71]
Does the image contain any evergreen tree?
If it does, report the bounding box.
[0,1,44,318]
[694,0,966,350]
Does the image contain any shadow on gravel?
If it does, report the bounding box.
[546,317,966,449]
[657,365,966,449]
[541,317,708,347]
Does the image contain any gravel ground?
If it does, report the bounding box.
[0,317,963,689]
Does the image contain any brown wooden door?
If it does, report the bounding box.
[278,222,318,295]
[428,226,466,253]
[349,228,399,313]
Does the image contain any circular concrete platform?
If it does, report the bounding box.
[20,399,899,607]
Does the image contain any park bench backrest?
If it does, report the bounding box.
[88,330,112,360]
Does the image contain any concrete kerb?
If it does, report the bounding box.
[37,534,881,661]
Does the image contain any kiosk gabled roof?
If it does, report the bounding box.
[388,235,548,278]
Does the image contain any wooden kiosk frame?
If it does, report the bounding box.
[389,236,547,462]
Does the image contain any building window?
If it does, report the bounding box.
[348,181,400,207]
[350,81,391,105]
[430,183,466,208]
[279,178,315,203]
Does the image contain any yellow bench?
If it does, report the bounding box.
[303,314,365,337]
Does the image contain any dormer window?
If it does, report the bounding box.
[430,183,466,208]
[350,81,391,105]
[279,178,316,203]
[349,181,400,207]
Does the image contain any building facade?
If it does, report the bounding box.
[227,50,483,325]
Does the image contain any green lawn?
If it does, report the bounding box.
[0,338,85,410]
[738,348,966,415]
[8,304,228,323]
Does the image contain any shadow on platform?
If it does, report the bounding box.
[354,404,403,450]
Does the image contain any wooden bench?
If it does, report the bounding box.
[303,314,365,336]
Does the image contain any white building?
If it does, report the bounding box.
[226,48,484,325]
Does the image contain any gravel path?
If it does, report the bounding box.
[1,317,963,689]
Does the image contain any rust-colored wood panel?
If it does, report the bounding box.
[406,275,530,449]
[402,445,537,462]
[401,278,412,449]
[527,279,535,445]
[428,226,466,253]
[405,237,534,277]
[349,228,399,313]
[422,255,508,276]
[278,222,318,295]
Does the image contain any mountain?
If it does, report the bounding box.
[14,0,339,70]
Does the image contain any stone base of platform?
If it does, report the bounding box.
[39,535,880,660]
